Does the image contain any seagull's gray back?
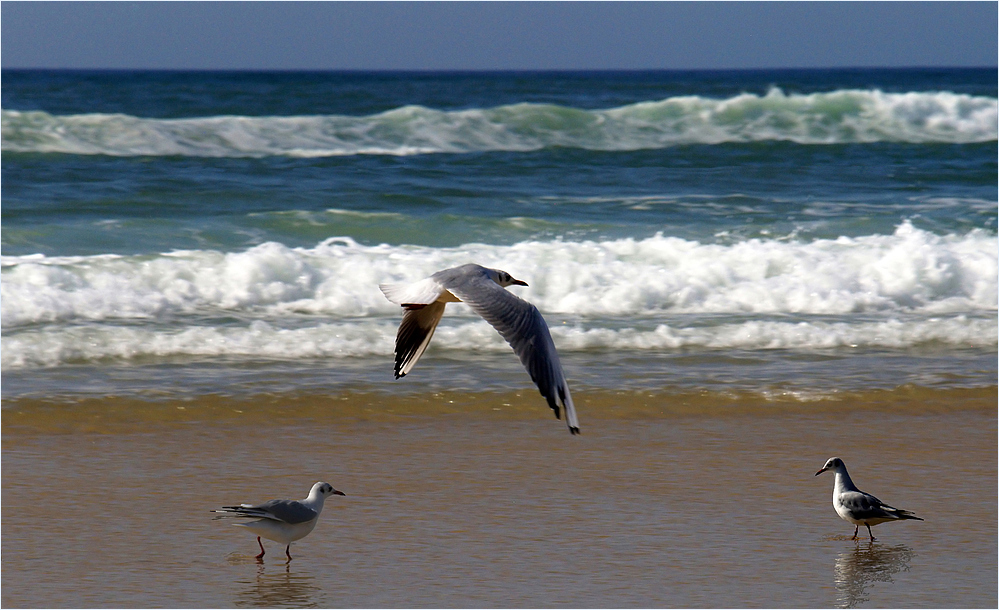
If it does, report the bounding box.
[838,490,892,521]
[432,263,490,287]
[248,499,319,524]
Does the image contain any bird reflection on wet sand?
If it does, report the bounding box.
[234,562,320,609]
[834,542,915,608]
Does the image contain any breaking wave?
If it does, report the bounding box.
[3,89,996,157]
[3,222,995,367]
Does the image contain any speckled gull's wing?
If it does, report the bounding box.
[442,272,580,435]
[393,301,447,378]
[214,499,318,525]
[380,277,454,377]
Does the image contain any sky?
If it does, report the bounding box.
[1,1,996,71]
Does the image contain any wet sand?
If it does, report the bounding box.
[3,389,996,608]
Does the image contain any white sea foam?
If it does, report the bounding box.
[3,223,995,331]
[3,89,995,157]
[4,222,996,367]
[3,314,995,369]
[1,320,395,368]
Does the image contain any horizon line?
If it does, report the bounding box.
[3,65,997,74]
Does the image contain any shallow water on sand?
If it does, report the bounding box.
[2,395,995,608]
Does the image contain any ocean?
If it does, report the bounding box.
[3,68,997,401]
[2,69,996,607]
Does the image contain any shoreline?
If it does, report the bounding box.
[3,385,994,436]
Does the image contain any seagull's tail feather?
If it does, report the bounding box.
[379,283,414,305]
[882,504,923,521]
[891,508,923,521]
[380,279,448,306]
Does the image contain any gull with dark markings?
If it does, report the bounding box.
[816,457,923,541]
[380,263,580,434]
[211,481,345,560]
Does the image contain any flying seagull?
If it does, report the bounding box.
[211,481,345,560]
[815,457,922,541]
[380,263,580,434]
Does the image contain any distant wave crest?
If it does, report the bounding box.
[3,89,996,157]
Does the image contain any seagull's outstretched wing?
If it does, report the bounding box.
[443,274,580,434]
[213,499,318,525]
[393,301,447,378]
[380,279,454,378]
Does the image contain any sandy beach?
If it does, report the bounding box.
[3,388,995,608]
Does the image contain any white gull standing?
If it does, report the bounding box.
[815,457,922,541]
[211,481,345,560]
[380,263,580,434]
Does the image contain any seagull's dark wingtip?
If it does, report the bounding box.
[569,426,580,435]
